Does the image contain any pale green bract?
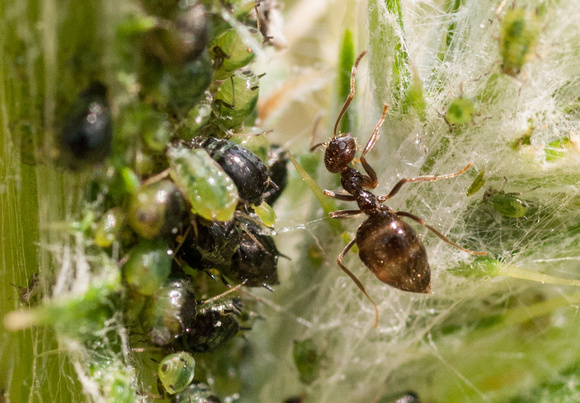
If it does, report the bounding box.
[168,144,239,222]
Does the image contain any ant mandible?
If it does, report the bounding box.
[312,50,486,328]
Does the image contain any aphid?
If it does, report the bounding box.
[173,382,221,403]
[466,168,485,197]
[381,391,421,403]
[127,179,184,239]
[263,144,289,206]
[223,218,279,288]
[214,71,260,130]
[158,351,196,395]
[123,240,172,296]
[158,52,213,115]
[11,273,41,305]
[210,28,262,80]
[292,339,321,385]
[192,136,269,206]
[498,5,541,77]
[178,218,242,273]
[179,298,242,353]
[140,277,197,345]
[58,81,112,168]
[168,143,239,222]
[445,96,477,126]
[94,208,125,248]
[483,183,535,218]
[314,51,485,326]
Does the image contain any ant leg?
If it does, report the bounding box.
[360,103,389,189]
[329,209,363,219]
[323,189,357,202]
[379,163,472,201]
[333,51,367,137]
[396,211,486,256]
[337,238,379,328]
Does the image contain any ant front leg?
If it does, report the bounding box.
[323,189,357,202]
[395,211,486,256]
[329,209,364,219]
[359,103,389,189]
[380,163,472,201]
[336,238,379,328]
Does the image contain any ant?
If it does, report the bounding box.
[312,51,486,327]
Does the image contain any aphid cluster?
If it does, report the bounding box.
[314,51,485,326]
[46,0,288,399]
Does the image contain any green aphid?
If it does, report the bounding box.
[94,208,125,248]
[499,8,541,77]
[292,338,321,385]
[140,277,197,346]
[446,97,477,125]
[211,28,262,80]
[158,352,196,395]
[214,71,260,130]
[174,382,220,403]
[483,187,530,218]
[158,52,213,115]
[168,144,239,222]
[123,240,172,296]
[466,168,485,197]
[127,179,184,240]
[252,200,277,227]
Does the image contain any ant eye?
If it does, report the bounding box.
[158,352,196,395]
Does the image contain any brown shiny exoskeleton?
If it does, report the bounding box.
[313,51,486,327]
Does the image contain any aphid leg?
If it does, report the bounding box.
[360,103,389,189]
[329,209,364,219]
[379,163,472,201]
[333,50,367,137]
[337,238,379,328]
[396,211,486,256]
[323,189,357,202]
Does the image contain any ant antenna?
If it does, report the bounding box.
[333,50,367,137]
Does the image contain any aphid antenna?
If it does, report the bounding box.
[141,168,170,187]
[198,280,248,305]
[333,50,367,138]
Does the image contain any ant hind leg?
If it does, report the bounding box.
[337,238,380,328]
[396,210,486,256]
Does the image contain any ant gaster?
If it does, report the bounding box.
[312,51,486,328]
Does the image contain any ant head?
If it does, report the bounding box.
[324,133,357,173]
